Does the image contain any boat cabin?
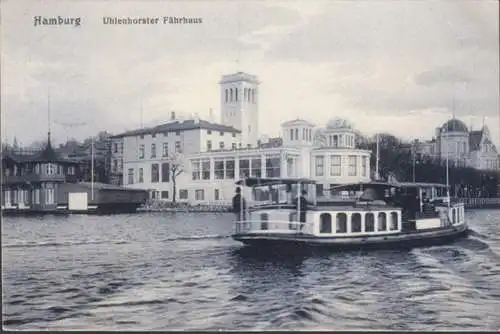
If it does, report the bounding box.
[233,178,465,238]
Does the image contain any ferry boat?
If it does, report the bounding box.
[231,177,469,251]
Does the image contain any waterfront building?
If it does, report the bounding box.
[113,72,371,204]
[415,118,499,171]
[1,133,82,210]
[116,116,371,204]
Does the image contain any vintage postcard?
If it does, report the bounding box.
[2,0,499,331]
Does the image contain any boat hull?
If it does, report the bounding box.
[232,223,469,252]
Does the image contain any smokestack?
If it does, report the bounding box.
[171,111,176,120]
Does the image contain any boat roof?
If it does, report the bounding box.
[329,181,449,191]
[236,177,316,187]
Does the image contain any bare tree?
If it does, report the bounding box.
[167,152,185,203]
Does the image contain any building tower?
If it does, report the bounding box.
[219,72,259,148]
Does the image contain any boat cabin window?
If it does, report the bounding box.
[260,213,269,230]
[390,212,399,230]
[319,213,332,233]
[365,213,375,232]
[252,184,289,204]
[378,212,387,231]
[452,209,456,224]
[351,213,362,233]
[336,213,347,233]
[289,182,317,206]
[251,182,317,207]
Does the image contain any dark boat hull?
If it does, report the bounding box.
[232,223,470,252]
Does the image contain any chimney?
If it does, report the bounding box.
[209,108,214,121]
[171,111,176,120]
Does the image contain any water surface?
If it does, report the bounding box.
[2,210,500,330]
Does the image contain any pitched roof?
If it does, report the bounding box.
[2,134,80,165]
[110,119,241,138]
[469,130,483,151]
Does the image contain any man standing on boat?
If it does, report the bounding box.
[232,187,246,221]
[293,189,311,230]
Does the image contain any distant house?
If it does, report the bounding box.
[1,132,83,210]
[414,118,498,171]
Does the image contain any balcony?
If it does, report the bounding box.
[2,173,67,185]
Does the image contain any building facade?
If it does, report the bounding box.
[415,118,499,171]
[113,72,371,204]
[1,134,83,210]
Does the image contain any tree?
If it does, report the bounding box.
[167,152,185,203]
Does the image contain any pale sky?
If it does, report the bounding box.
[1,0,499,147]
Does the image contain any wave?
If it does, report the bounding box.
[161,234,230,242]
[3,240,131,248]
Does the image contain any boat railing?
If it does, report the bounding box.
[234,220,311,234]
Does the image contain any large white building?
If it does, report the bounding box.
[415,118,499,171]
[111,72,372,204]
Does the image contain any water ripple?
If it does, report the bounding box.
[2,210,500,331]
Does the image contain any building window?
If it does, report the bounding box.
[34,188,40,204]
[195,189,204,201]
[140,134,144,139]
[113,143,118,153]
[151,163,159,183]
[365,213,375,232]
[316,183,324,197]
[362,157,367,177]
[46,187,54,205]
[315,156,325,177]
[239,159,250,178]
[214,159,224,179]
[201,159,210,180]
[162,143,168,157]
[191,160,200,180]
[139,144,145,159]
[320,213,332,233]
[163,132,168,137]
[151,144,156,158]
[112,160,118,172]
[235,88,238,102]
[336,213,347,233]
[225,89,228,102]
[232,133,236,138]
[252,89,255,103]
[207,129,212,135]
[265,156,281,177]
[68,166,75,175]
[46,163,55,175]
[230,88,233,102]
[348,155,357,176]
[207,140,212,151]
[152,133,156,138]
[161,163,170,182]
[333,135,338,147]
[161,191,169,199]
[251,158,262,178]
[290,129,294,140]
[390,212,398,230]
[175,141,182,153]
[220,131,224,136]
[128,168,134,184]
[120,159,123,171]
[330,155,341,176]
[225,159,235,179]
[214,189,220,200]
[295,128,299,141]
[351,213,362,232]
[179,189,188,199]
[120,142,124,153]
[139,168,144,183]
[232,143,237,150]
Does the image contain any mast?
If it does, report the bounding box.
[91,136,95,200]
[375,133,380,180]
[446,142,450,208]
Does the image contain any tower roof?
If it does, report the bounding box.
[441,118,468,133]
[219,72,259,84]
